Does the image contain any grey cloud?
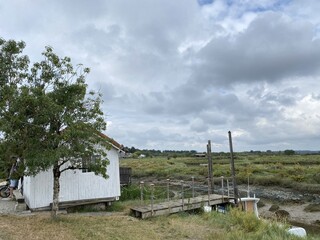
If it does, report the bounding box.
[190,118,208,132]
[311,93,320,100]
[71,24,123,57]
[96,82,117,102]
[53,0,109,20]
[142,92,166,114]
[247,85,299,107]
[198,110,228,125]
[119,127,187,150]
[192,12,320,86]
[263,93,297,106]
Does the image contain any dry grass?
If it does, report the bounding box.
[0,210,317,240]
[0,213,75,240]
[0,212,224,240]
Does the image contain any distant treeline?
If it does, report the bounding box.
[122,146,198,158]
[122,147,320,158]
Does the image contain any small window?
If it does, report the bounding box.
[82,155,100,173]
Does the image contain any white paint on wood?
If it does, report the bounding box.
[23,147,120,209]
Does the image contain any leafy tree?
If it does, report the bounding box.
[0,39,30,177]
[284,149,295,155]
[0,38,109,218]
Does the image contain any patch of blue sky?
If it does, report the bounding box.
[249,0,293,13]
[272,0,292,9]
[312,25,320,40]
[197,0,214,6]
[226,0,233,7]
[228,0,293,19]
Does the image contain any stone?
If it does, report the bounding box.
[269,204,280,212]
[275,209,290,220]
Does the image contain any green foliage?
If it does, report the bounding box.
[228,208,262,232]
[122,147,198,158]
[0,38,108,177]
[121,154,320,194]
[204,209,309,240]
[284,150,295,155]
[0,38,30,173]
[120,184,172,202]
[312,173,320,184]
[120,185,142,201]
[106,201,126,212]
[0,37,109,216]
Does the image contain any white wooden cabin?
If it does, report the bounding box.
[23,137,122,210]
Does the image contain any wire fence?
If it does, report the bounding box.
[121,176,246,206]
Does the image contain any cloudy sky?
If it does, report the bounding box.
[1,0,320,152]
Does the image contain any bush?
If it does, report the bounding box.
[312,173,320,184]
[106,201,125,212]
[229,208,261,232]
[120,184,171,202]
[269,204,280,212]
[294,183,320,194]
[120,185,141,201]
[291,175,304,182]
[304,203,320,212]
[252,176,282,186]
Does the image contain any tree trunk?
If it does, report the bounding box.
[51,164,61,218]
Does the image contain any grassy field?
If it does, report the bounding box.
[120,154,320,193]
[1,153,319,239]
[0,208,317,240]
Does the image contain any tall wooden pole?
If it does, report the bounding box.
[228,131,239,204]
[207,140,214,194]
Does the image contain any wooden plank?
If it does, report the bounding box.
[49,197,117,209]
[13,189,24,203]
[130,194,233,219]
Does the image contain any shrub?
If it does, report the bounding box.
[312,173,320,184]
[291,175,304,182]
[284,150,295,155]
[269,204,280,212]
[120,185,141,201]
[252,176,281,186]
[294,183,320,194]
[304,203,320,212]
[229,208,261,232]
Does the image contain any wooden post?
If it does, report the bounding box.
[207,140,214,194]
[207,178,211,206]
[247,175,250,197]
[167,179,170,201]
[150,183,154,216]
[228,131,238,204]
[140,181,144,204]
[221,176,224,201]
[191,176,195,198]
[227,178,230,197]
[181,180,184,210]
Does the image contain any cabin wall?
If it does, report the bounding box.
[23,148,120,209]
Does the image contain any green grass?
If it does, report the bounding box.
[120,154,320,193]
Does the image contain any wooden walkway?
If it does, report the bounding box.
[131,194,233,219]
